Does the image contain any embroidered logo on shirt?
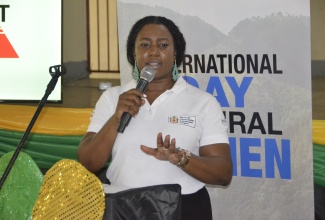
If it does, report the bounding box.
[168,116,196,128]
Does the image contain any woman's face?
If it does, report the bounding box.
[134,24,176,80]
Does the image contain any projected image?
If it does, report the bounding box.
[0,1,62,101]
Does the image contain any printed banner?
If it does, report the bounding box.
[117,0,314,219]
[0,1,62,101]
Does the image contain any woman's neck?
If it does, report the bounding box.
[145,79,175,104]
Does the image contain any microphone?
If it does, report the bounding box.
[117,66,155,133]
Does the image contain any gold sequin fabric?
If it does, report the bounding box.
[32,159,105,220]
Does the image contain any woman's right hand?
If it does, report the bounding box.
[114,89,146,120]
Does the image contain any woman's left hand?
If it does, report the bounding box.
[141,132,233,186]
[140,132,184,165]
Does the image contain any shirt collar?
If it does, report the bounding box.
[169,75,188,94]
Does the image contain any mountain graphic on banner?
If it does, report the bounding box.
[0,27,19,58]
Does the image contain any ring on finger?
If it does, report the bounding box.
[163,146,169,150]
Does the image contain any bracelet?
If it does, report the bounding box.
[176,150,191,169]
[176,153,185,167]
[181,150,191,169]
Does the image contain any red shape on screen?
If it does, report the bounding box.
[0,27,19,58]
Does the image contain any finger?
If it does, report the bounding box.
[126,96,141,109]
[173,148,184,158]
[126,88,145,97]
[128,89,145,106]
[124,99,139,111]
[141,145,166,160]
[126,103,137,115]
[117,93,143,117]
[142,93,148,100]
[157,132,164,149]
[176,149,185,158]
[163,135,171,149]
[168,149,185,165]
[169,138,176,152]
[120,89,143,104]
[140,145,157,156]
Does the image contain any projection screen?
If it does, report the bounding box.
[0,1,62,102]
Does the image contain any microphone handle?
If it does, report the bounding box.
[117,112,132,133]
[117,78,149,133]
[136,78,149,93]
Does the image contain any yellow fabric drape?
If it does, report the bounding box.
[313,120,325,145]
[0,105,92,136]
[0,104,324,145]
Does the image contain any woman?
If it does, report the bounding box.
[78,15,232,219]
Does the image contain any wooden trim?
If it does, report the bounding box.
[89,72,121,79]
[88,0,119,73]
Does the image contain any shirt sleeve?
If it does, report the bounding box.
[200,97,229,146]
[87,87,119,133]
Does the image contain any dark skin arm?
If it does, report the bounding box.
[77,89,145,172]
[78,86,232,186]
[141,133,233,186]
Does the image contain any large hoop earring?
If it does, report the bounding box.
[133,61,140,82]
[172,61,179,81]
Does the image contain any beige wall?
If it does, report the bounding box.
[62,0,87,63]
[311,0,325,60]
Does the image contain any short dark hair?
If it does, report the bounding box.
[126,16,186,67]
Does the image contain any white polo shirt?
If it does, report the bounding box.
[87,76,229,194]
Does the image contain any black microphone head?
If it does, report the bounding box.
[140,66,155,82]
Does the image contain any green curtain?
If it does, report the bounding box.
[0,129,81,169]
[314,144,325,187]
